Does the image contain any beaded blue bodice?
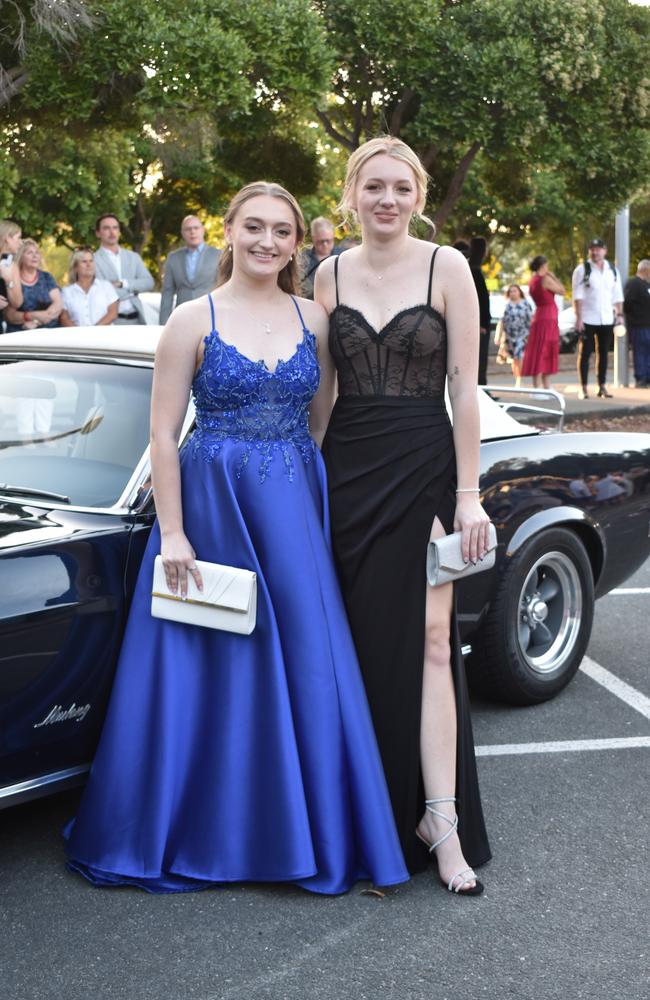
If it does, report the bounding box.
[188,295,319,482]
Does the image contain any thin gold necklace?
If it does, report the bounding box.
[225,291,275,334]
[365,257,397,282]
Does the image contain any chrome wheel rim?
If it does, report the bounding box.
[517,551,583,675]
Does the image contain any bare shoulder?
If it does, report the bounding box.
[432,243,471,276]
[293,295,328,337]
[314,254,336,297]
[316,254,337,282]
[157,296,209,358]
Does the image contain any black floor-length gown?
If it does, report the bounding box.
[322,249,491,875]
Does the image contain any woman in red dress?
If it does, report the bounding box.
[521,255,565,388]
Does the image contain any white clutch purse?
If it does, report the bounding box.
[151,556,257,634]
[426,523,497,587]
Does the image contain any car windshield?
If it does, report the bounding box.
[0,358,152,507]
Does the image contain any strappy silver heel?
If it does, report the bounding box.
[415,796,484,896]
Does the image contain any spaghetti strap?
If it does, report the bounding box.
[427,247,440,304]
[208,292,217,334]
[290,295,309,333]
[334,255,340,307]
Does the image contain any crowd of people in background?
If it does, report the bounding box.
[0,212,648,392]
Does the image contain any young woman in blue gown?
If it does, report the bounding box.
[64,182,408,894]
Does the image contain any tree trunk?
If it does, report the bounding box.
[431,141,481,229]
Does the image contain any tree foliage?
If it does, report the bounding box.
[2,0,650,274]
[314,0,650,229]
[0,0,331,259]
[0,0,94,106]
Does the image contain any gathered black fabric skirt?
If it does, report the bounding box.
[322,395,491,874]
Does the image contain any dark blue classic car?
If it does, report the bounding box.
[1,328,649,808]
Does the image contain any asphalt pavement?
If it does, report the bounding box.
[2,559,648,1000]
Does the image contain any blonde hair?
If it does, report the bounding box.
[217,181,305,294]
[0,219,21,251]
[338,136,434,234]
[15,238,41,271]
[68,246,95,285]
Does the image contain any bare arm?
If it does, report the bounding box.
[0,261,22,307]
[303,300,336,446]
[29,287,63,325]
[150,301,206,596]
[59,309,76,327]
[438,247,491,563]
[4,303,24,325]
[542,272,565,296]
[313,253,339,316]
[96,300,119,326]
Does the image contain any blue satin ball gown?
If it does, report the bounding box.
[64,293,408,894]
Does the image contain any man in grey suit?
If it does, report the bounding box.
[93,214,154,325]
[159,216,221,324]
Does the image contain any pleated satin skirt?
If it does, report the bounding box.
[323,395,491,874]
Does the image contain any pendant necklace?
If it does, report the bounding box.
[226,292,273,334]
[366,258,393,283]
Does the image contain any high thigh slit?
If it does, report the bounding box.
[322,249,491,874]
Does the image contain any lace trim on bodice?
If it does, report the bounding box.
[328,249,448,399]
[188,296,319,482]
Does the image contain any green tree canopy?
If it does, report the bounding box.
[2,0,650,275]
[315,0,650,229]
[0,0,330,260]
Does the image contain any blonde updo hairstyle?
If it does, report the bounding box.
[217,181,306,295]
[0,219,21,251]
[338,136,435,236]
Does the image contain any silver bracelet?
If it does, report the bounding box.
[456,488,480,494]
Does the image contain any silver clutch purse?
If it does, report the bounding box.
[151,556,257,634]
[426,523,497,587]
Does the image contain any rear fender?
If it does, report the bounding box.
[505,507,605,587]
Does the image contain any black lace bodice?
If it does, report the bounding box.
[328,249,448,399]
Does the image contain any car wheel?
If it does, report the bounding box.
[471,527,594,705]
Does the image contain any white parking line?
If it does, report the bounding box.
[608,587,650,595]
[476,656,650,758]
[579,655,650,720]
[476,737,650,757]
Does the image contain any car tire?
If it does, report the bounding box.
[469,527,594,705]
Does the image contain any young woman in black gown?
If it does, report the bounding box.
[315,137,492,894]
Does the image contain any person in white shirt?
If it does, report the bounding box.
[93,214,154,324]
[60,247,119,327]
[572,238,624,399]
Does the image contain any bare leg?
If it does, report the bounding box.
[416,517,478,891]
[532,374,540,388]
[512,357,522,388]
[541,373,550,390]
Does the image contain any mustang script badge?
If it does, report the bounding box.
[33,703,91,728]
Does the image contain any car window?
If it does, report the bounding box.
[0,359,152,507]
